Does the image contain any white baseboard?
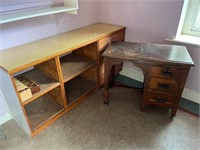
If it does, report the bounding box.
[120,67,200,104]
[0,110,11,125]
[182,88,200,104]
[0,90,11,125]
[120,67,144,82]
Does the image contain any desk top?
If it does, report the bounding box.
[103,42,194,66]
[0,23,125,74]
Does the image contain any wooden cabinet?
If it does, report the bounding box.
[0,23,126,136]
[10,58,66,134]
[97,30,125,86]
[98,30,125,51]
[60,43,98,106]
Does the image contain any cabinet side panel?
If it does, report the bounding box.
[0,69,31,135]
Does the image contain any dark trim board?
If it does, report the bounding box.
[178,97,199,117]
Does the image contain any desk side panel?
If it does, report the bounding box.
[0,69,31,135]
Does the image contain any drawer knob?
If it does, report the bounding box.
[161,70,173,77]
[157,83,170,89]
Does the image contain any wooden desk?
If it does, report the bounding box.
[103,42,194,118]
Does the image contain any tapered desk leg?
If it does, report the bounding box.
[171,103,178,118]
[104,58,122,105]
[104,57,110,105]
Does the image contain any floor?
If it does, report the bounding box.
[115,75,200,116]
[0,88,199,150]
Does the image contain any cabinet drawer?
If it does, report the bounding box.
[149,77,180,93]
[151,67,185,80]
[147,90,176,107]
[98,30,124,52]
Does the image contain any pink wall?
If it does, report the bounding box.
[98,0,200,93]
[0,0,98,50]
[0,0,199,97]
[98,0,183,43]
[0,0,99,122]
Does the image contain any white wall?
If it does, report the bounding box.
[1,0,98,50]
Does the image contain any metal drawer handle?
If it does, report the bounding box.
[161,70,173,77]
[154,98,167,103]
[157,83,170,89]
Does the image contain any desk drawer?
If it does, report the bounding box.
[151,67,184,80]
[147,91,176,107]
[98,31,125,52]
[149,77,180,93]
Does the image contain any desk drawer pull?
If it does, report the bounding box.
[153,98,167,103]
[147,91,176,105]
[157,83,170,89]
[161,70,172,77]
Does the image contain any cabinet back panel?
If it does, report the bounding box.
[74,42,97,61]
[35,58,59,81]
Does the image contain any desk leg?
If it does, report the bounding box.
[104,58,123,105]
[104,58,110,105]
[104,58,115,105]
[136,64,148,111]
[171,102,178,118]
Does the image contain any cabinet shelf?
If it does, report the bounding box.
[24,93,64,131]
[60,53,97,83]
[65,74,97,105]
[16,69,60,105]
[0,6,78,24]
